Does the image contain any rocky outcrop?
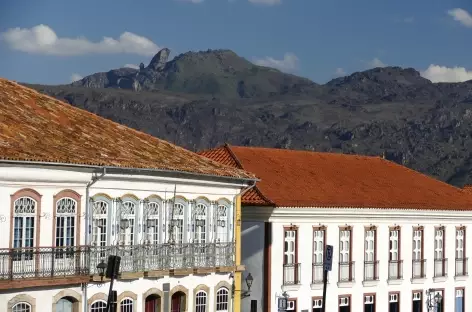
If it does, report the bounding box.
[147,48,170,71]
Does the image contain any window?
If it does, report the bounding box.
[90,301,107,312]
[389,227,402,280]
[250,300,257,312]
[312,227,325,284]
[456,227,467,276]
[389,293,399,312]
[12,197,36,260]
[118,200,136,245]
[283,227,299,285]
[215,204,228,243]
[194,203,207,244]
[339,296,350,312]
[412,227,425,278]
[434,227,446,277]
[339,227,353,282]
[287,299,297,312]
[12,303,31,312]
[364,295,375,312]
[412,291,422,312]
[55,197,76,257]
[456,288,464,312]
[216,288,229,312]
[170,203,185,244]
[92,200,108,249]
[195,291,207,312]
[145,201,160,245]
[121,298,133,312]
[364,227,378,281]
[313,297,322,312]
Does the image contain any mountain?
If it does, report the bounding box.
[71,48,318,98]
[22,49,472,187]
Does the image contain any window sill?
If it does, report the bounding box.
[410,277,426,284]
[362,280,379,287]
[337,281,355,288]
[282,284,301,292]
[454,275,468,281]
[310,282,328,290]
[433,276,447,283]
[387,279,403,285]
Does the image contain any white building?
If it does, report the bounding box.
[0,79,256,312]
[200,144,472,312]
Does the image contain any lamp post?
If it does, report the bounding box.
[245,273,253,291]
[425,288,443,312]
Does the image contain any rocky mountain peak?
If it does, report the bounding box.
[147,48,170,71]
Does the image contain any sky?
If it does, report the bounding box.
[0,0,472,85]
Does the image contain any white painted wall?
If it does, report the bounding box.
[242,207,472,312]
[241,221,265,312]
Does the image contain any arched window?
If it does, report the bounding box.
[194,203,207,244]
[216,288,229,312]
[13,197,36,261]
[170,202,185,244]
[12,302,31,312]
[144,200,160,245]
[120,298,133,312]
[195,291,207,312]
[90,300,107,312]
[55,197,77,258]
[215,204,228,243]
[118,200,136,245]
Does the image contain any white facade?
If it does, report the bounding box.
[0,164,248,312]
[242,207,471,312]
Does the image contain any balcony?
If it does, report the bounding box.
[0,246,90,289]
[433,258,448,280]
[338,261,355,284]
[282,263,301,286]
[388,260,403,282]
[312,262,324,284]
[363,260,379,281]
[412,259,426,281]
[455,258,468,278]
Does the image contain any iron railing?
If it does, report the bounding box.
[312,263,324,284]
[338,261,355,282]
[455,258,468,277]
[283,263,301,285]
[0,242,235,280]
[0,246,89,280]
[363,260,379,281]
[433,258,448,278]
[388,260,403,280]
[412,259,426,279]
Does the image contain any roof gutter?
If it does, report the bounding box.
[0,159,259,183]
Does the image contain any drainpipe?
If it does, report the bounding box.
[232,182,256,312]
[83,168,106,312]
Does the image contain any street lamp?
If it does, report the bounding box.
[246,273,254,291]
[96,260,107,281]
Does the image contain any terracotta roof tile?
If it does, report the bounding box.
[0,79,255,180]
[202,144,472,210]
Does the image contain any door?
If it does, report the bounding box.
[339,230,351,281]
[283,230,297,284]
[365,230,375,280]
[412,230,422,277]
[56,298,73,312]
[389,230,399,279]
[171,293,185,312]
[434,229,444,276]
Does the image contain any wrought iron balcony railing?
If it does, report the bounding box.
[0,246,89,280]
[312,262,325,284]
[433,258,448,278]
[363,260,379,281]
[388,260,403,280]
[338,261,355,282]
[283,263,301,285]
[455,258,468,277]
[412,259,426,279]
[0,242,235,281]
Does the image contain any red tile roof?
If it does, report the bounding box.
[0,79,255,180]
[199,144,472,210]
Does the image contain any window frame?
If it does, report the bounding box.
[338,226,353,282]
[195,290,207,312]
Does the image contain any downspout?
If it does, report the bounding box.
[83,168,106,312]
[232,182,256,312]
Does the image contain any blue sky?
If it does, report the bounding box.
[0,0,472,85]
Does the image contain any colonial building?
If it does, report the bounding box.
[0,79,256,312]
[200,144,472,312]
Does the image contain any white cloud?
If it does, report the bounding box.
[367,57,387,68]
[335,68,346,76]
[421,64,472,83]
[253,52,299,72]
[0,24,160,56]
[448,8,472,27]
[124,64,140,69]
[248,0,281,5]
[70,73,83,82]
